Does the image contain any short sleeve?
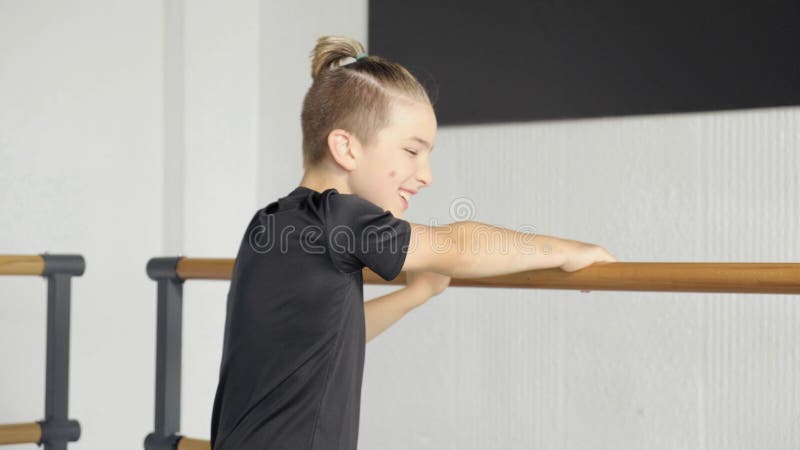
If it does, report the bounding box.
[323,192,411,280]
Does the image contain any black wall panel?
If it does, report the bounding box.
[368,0,800,125]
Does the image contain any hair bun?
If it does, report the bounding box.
[309,35,366,80]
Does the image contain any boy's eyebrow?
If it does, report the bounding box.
[407,136,434,152]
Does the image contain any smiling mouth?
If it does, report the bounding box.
[398,190,411,209]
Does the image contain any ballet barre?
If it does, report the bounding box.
[173,257,800,293]
[142,256,800,450]
[0,254,84,450]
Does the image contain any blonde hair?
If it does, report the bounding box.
[300,35,432,169]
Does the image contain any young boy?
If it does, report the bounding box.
[209,36,616,450]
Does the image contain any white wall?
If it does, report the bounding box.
[365,108,800,450]
[2,0,799,449]
[0,1,164,448]
[178,0,260,440]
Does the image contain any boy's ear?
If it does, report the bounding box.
[327,129,358,171]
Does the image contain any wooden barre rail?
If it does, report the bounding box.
[0,254,84,277]
[0,255,44,276]
[177,436,210,450]
[0,422,41,445]
[171,258,800,294]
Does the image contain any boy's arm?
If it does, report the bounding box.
[361,221,613,341]
[364,284,431,343]
[401,220,589,278]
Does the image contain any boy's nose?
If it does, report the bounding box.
[416,162,433,187]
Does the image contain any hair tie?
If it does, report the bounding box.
[355,52,368,61]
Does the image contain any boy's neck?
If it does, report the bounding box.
[298,173,353,195]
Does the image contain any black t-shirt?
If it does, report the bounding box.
[210,185,412,450]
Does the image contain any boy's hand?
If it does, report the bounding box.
[559,239,618,273]
[405,270,451,298]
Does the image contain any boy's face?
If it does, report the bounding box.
[352,99,437,218]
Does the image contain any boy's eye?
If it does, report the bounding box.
[404,148,418,156]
